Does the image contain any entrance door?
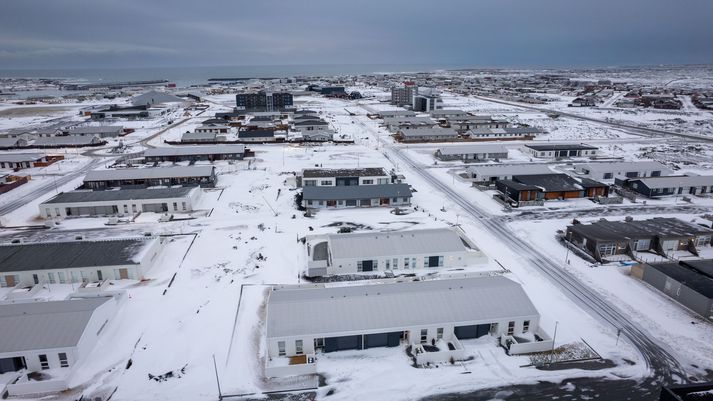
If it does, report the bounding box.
[5,275,16,287]
[118,268,129,279]
[326,200,337,207]
[380,198,390,205]
[97,270,103,281]
[0,357,26,374]
[360,260,374,272]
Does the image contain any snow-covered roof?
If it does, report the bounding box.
[327,228,470,260]
[467,164,553,177]
[302,183,412,201]
[399,128,458,138]
[84,166,215,182]
[266,276,540,338]
[66,126,123,135]
[574,161,671,174]
[0,298,112,353]
[33,136,102,146]
[628,175,713,188]
[144,145,245,157]
[131,90,185,106]
[42,187,196,204]
[0,153,45,163]
[437,144,507,155]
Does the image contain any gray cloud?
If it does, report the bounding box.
[0,0,712,69]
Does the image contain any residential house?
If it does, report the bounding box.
[467,164,553,184]
[467,127,544,141]
[264,276,548,377]
[238,129,278,143]
[301,183,412,209]
[496,174,609,204]
[82,166,217,189]
[615,175,713,197]
[32,136,105,148]
[573,161,672,181]
[0,154,55,170]
[382,116,437,133]
[64,126,124,138]
[450,116,510,132]
[306,228,486,276]
[298,168,391,187]
[0,296,121,395]
[378,110,417,119]
[143,145,246,162]
[396,127,459,142]
[40,187,201,218]
[524,144,599,158]
[434,144,508,161]
[638,260,713,320]
[0,137,29,149]
[0,237,164,286]
[194,125,230,135]
[181,131,221,143]
[566,217,713,262]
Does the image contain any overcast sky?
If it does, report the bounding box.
[1,0,712,70]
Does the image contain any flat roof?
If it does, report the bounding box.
[568,217,713,242]
[144,145,245,157]
[302,168,388,178]
[42,187,195,204]
[469,127,544,135]
[575,160,670,174]
[0,297,112,353]
[0,237,156,273]
[84,166,215,182]
[182,132,216,140]
[328,228,471,260]
[512,174,601,192]
[302,183,412,201]
[67,126,123,134]
[647,260,713,299]
[266,276,539,338]
[437,144,507,155]
[467,164,552,177]
[33,136,100,146]
[631,175,713,188]
[294,120,328,126]
[0,153,45,163]
[400,128,458,137]
[382,116,436,125]
[525,143,598,151]
[238,130,275,138]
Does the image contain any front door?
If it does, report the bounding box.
[326,200,337,207]
[380,198,390,205]
[4,275,16,287]
[361,260,374,272]
[119,268,129,280]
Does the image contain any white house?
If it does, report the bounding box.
[301,183,412,209]
[467,164,553,184]
[264,276,550,377]
[524,143,599,158]
[382,116,437,132]
[306,227,487,277]
[468,127,544,140]
[0,154,49,169]
[0,237,164,287]
[40,187,201,218]
[64,126,124,138]
[195,125,230,135]
[299,168,391,187]
[397,127,459,142]
[573,161,672,181]
[0,296,121,395]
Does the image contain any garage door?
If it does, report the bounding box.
[364,332,401,349]
[455,324,491,339]
[324,335,362,353]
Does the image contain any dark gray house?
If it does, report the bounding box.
[143,145,246,162]
[566,217,713,262]
[616,175,713,197]
[640,260,713,320]
[83,166,217,189]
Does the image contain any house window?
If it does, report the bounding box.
[47,272,56,284]
[523,320,530,333]
[320,180,332,185]
[598,243,617,256]
[304,180,316,186]
[378,178,389,184]
[295,340,304,355]
[59,352,69,368]
[603,173,613,179]
[278,341,286,356]
[437,328,444,340]
[507,321,515,336]
[420,329,428,344]
[404,258,410,269]
[362,179,374,185]
[392,258,398,269]
[182,202,187,211]
[173,202,178,211]
[132,204,137,213]
[123,205,128,213]
[411,258,417,269]
[58,272,66,284]
[385,259,390,270]
[39,354,49,370]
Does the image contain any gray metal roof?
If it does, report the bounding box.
[42,187,195,204]
[0,297,112,352]
[294,120,328,126]
[399,128,458,138]
[302,168,388,178]
[302,183,412,201]
[437,144,507,155]
[328,228,470,260]
[568,217,713,242]
[0,238,155,273]
[647,260,713,298]
[574,161,670,175]
[66,126,123,135]
[84,166,215,182]
[525,143,598,151]
[631,175,713,189]
[430,109,468,117]
[0,153,45,163]
[266,276,539,338]
[33,136,101,146]
[467,164,553,177]
[182,132,217,141]
[469,127,545,136]
[144,145,245,157]
[382,116,436,126]
[0,138,24,147]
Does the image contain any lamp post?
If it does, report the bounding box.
[550,320,559,364]
[564,231,572,265]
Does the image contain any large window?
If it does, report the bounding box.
[295,340,303,355]
[278,341,286,356]
[303,180,316,186]
[507,321,515,336]
[420,329,428,344]
[598,243,617,256]
[362,179,374,185]
[523,320,530,333]
[437,328,444,340]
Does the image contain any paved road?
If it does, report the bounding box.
[472,95,713,143]
[0,157,106,216]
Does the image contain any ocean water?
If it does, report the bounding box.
[0,64,466,87]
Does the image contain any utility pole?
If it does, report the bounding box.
[564,231,572,265]
[615,328,622,346]
[550,321,559,364]
[212,354,223,400]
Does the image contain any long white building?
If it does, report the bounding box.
[573,160,673,181]
[264,276,549,377]
[306,228,486,276]
[40,187,201,218]
[0,237,163,287]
